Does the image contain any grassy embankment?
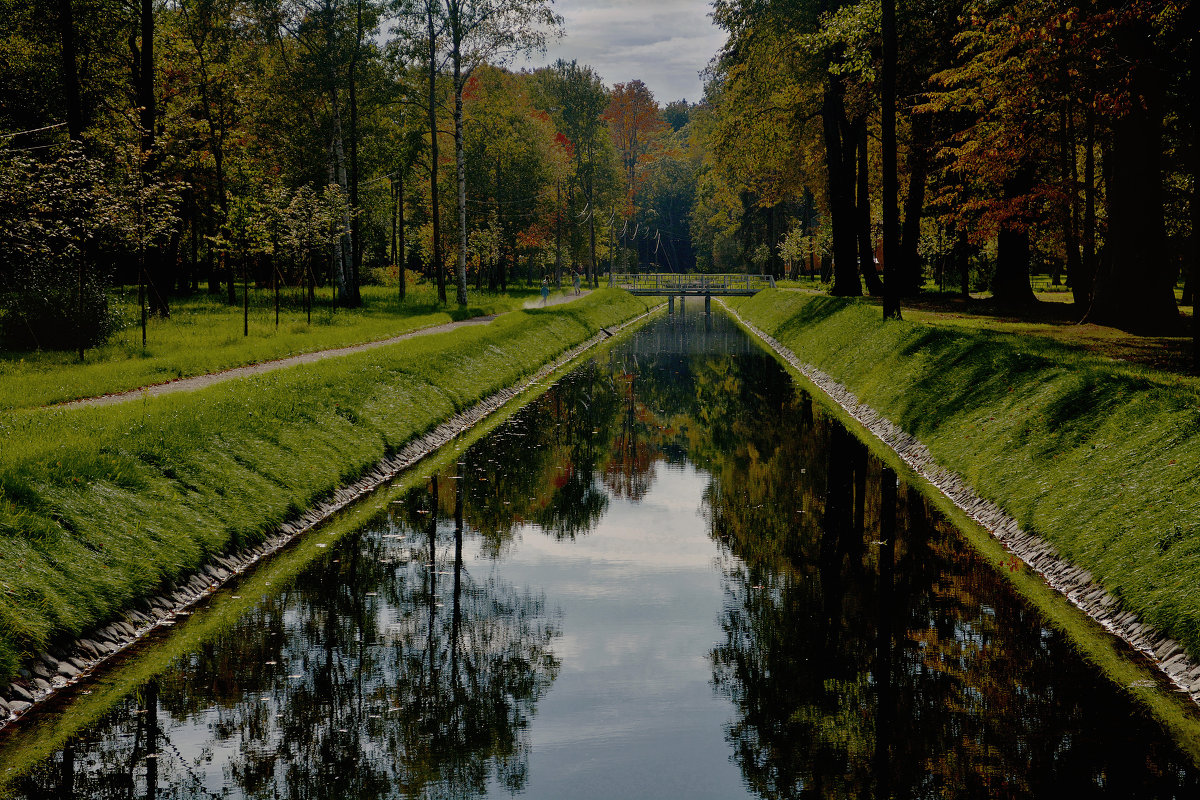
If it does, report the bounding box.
[727,290,1200,661]
[0,282,558,411]
[0,289,655,680]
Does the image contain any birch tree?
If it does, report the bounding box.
[439,0,560,304]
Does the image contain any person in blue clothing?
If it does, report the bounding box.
[541,277,549,306]
[572,270,581,295]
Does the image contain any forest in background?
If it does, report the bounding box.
[0,0,1197,355]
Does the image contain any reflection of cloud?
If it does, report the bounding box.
[518,0,725,103]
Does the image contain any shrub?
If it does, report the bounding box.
[0,145,175,351]
[0,270,119,350]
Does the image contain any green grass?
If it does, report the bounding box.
[727,291,1200,667]
[0,289,655,680]
[0,282,563,411]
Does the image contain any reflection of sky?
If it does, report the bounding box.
[517,0,725,103]
[480,463,753,799]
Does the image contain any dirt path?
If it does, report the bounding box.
[59,290,592,410]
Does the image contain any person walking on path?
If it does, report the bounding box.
[541,277,550,306]
[573,270,581,296]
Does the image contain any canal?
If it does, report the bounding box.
[2,312,1198,798]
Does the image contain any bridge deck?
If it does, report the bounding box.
[610,273,775,296]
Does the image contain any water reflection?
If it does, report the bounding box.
[707,394,1199,798]
[4,313,1198,798]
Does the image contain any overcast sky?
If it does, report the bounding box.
[518,0,726,105]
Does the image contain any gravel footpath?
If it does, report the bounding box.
[56,291,592,410]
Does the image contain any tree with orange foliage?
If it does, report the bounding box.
[602,79,667,215]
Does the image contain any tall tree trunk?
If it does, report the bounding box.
[823,79,860,296]
[1081,105,1097,305]
[957,227,970,298]
[588,143,598,287]
[185,5,228,303]
[57,0,83,140]
[855,121,884,295]
[60,0,86,359]
[899,112,930,297]
[427,2,446,303]
[398,171,407,302]
[391,179,398,287]
[345,0,364,308]
[767,203,783,279]
[1191,10,1199,371]
[494,156,504,291]
[881,0,901,318]
[991,168,1037,304]
[137,0,171,318]
[451,39,469,305]
[138,0,154,157]
[328,102,352,303]
[189,194,199,292]
[1087,21,1177,332]
[1062,101,1085,305]
[555,179,563,287]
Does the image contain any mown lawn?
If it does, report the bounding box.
[0,281,565,411]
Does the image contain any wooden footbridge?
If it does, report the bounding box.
[608,272,776,312]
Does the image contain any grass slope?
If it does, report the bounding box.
[0,283,553,411]
[729,290,1200,662]
[0,290,653,679]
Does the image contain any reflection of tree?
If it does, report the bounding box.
[706,400,1200,798]
[452,315,774,544]
[603,366,658,502]
[14,477,559,800]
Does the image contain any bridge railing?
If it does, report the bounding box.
[609,273,776,294]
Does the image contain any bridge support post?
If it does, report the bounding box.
[668,295,675,314]
[679,295,685,314]
[704,294,711,314]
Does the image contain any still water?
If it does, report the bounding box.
[3,312,1198,798]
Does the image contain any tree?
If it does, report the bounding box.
[1085,1,1182,332]
[603,79,667,214]
[709,0,874,291]
[463,67,555,290]
[881,0,900,318]
[535,60,610,287]
[264,0,380,307]
[436,0,560,304]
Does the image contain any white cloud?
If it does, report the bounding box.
[518,0,726,104]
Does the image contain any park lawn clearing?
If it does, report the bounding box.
[0,282,560,411]
[727,290,1200,665]
[0,289,654,680]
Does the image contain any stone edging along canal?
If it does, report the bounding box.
[0,304,663,729]
[719,299,1200,709]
